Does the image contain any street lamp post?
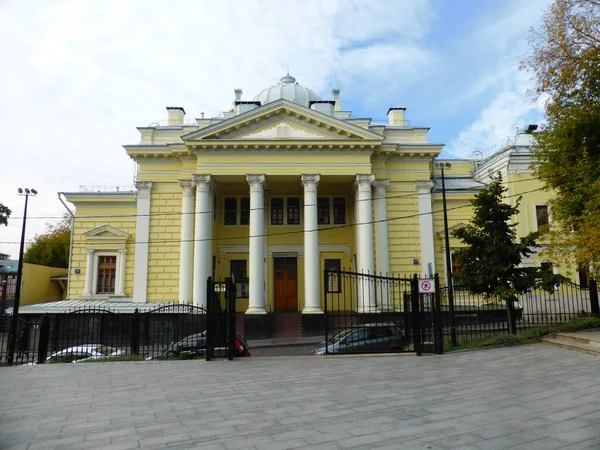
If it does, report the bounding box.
[435,163,458,347]
[7,188,37,365]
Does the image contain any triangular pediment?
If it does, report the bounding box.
[182,99,382,142]
[84,225,130,241]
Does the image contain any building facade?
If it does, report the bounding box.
[60,74,565,337]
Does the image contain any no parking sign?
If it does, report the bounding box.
[418,279,435,294]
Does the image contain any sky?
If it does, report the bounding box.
[0,0,551,257]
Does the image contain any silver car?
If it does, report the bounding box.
[311,324,406,355]
[46,345,125,363]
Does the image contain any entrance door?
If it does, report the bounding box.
[274,257,298,310]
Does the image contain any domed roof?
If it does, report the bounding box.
[254,74,321,107]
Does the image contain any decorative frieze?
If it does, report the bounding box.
[135,181,153,198]
[301,174,320,192]
[415,180,434,193]
[246,174,266,193]
[372,179,390,198]
[178,179,195,197]
[355,174,375,193]
[193,174,213,193]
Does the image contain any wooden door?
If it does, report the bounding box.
[274,268,298,310]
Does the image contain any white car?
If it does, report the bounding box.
[46,345,125,363]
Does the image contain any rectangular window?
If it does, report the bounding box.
[96,255,116,294]
[230,260,249,298]
[333,197,346,224]
[541,262,553,274]
[287,197,300,225]
[271,198,284,225]
[240,197,250,225]
[451,251,465,276]
[578,263,589,289]
[317,197,330,225]
[224,198,237,225]
[325,259,342,293]
[536,205,549,231]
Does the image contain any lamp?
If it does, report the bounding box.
[7,188,37,365]
[434,163,458,347]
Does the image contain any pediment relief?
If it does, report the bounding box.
[182,100,382,142]
[237,121,335,140]
[84,225,130,241]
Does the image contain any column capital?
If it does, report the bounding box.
[178,179,195,196]
[355,174,375,193]
[193,174,213,193]
[118,248,127,254]
[246,174,266,193]
[415,180,434,193]
[301,174,320,192]
[86,249,95,255]
[372,179,390,197]
[135,181,153,198]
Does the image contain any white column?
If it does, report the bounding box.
[373,179,390,309]
[416,180,436,277]
[116,249,127,296]
[192,174,212,308]
[178,179,195,304]
[246,174,267,314]
[133,181,153,303]
[83,249,94,296]
[355,174,375,312]
[301,174,322,314]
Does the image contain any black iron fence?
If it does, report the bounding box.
[1,278,238,365]
[323,270,443,356]
[439,279,600,345]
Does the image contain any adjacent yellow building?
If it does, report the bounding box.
[59,74,566,338]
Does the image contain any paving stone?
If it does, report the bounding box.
[0,346,598,450]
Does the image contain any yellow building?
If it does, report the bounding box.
[60,74,562,338]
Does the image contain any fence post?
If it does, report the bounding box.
[434,275,444,355]
[590,279,600,315]
[323,269,328,355]
[205,277,213,362]
[411,274,422,356]
[130,309,140,356]
[227,278,235,361]
[37,315,50,364]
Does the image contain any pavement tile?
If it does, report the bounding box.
[0,346,598,450]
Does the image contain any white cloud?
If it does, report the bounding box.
[0,0,436,256]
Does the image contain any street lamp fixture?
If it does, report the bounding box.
[434,162,458,347]
[7,188,37,365]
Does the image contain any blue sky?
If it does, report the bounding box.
[0,0,551,256]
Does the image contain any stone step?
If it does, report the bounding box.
[542,337,600,356]
[552,332,600,347]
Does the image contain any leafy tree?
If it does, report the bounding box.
[0,203,11,226]
[23,216,70,268]
[452,174,564,334]
[521,0,600,276]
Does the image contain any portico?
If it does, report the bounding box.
[64,73,446,340]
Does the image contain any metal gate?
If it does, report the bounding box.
[323,270,443,356]
[205,277,237,360]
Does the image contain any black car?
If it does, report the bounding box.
[146,332,250,360]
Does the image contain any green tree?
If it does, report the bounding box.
[451,174,563,334]
[521,0,600,276]
[0,203,11,226]
[23,216,70,268]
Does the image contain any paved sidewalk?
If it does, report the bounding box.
[1,344,599,450]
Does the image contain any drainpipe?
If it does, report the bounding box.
[58,193,75,300]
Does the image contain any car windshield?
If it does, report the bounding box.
[328,329,353,344]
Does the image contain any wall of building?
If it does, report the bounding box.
[20,263,67,305]
[70,203,137,298]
